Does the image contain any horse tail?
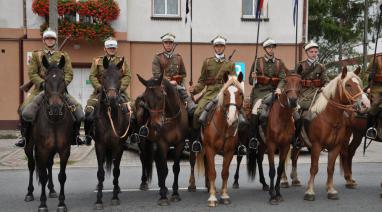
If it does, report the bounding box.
[196,149,205,176]
[105,148,113,175]
[246,148,257,181]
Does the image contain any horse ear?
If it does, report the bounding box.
[116,57,124,70]
[237,72,243,83]
[341,66,348,79]
[42,55,50,70]
[137,74,148,87]
[223,72,229,83]
[354,66,361,76]
[58,55,65,69]
[103,56,109,69]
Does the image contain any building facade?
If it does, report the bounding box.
[0,0,308,129]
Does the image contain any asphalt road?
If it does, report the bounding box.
[0,162,381,212]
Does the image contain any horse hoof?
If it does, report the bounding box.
[94,203,103,210]
[49,191,58,198]
[345,183,357,189]
[157,198,170,206]
[232,182,239,189]
[170,195,181,202]
[292,180,302,187]
[280,182,290,188]
[276,195,284,202]
[38,206,48,212]
[304,194,315,201]
[262,185,270,191]
[327,193,339,200]
[188,185,196,192]
[139,183,148,191]
[269,198,279,205]
[111,199,120,205]
[56,206,67,212]
[24,194,34,202]
[208,200,218,207]
[220,198,231,205]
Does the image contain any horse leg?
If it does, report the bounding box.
[232,155,243,189]
[205,147,217,207]
[139,142,149,191]
[170,143,183,202]
[326,145,341,200]
[280,148,290,188]
[345,131,363,187]
[275,145,290,203]
[291,146,302,186]
[48,156,57,198]
[340,143,354,189]
[37,153,49,212]
[57,148,70,212]
[220,148,235,205]
[111,150,123,206]
[94,148,105,210]
[304,143,321,201]
[257,143,269,191]
[188,151,197,192]
[24,143,35,202]
[155,143,169,206]
[267,142,278,205]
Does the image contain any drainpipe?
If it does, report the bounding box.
[19,0,27,105]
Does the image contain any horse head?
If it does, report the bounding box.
[42,55,66,119]
[218,72,244,126]
[101,57,124,104]
[283,70,302,108]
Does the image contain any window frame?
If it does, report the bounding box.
[151,0,182,20]
[241,0,269,22]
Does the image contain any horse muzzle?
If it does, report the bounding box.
[48,104,64,118]
[287,97,298,108]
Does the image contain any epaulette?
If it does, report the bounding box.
[94,56,104,64]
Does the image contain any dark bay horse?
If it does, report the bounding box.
[31,55,73,212]
[196,73,244,207]
[92,57,133,210]
[137,73,188,206]
[301,68,370,201]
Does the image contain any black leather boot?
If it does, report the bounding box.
[15,119,29,147]
[72,121,84,145]
[84,120,93,146]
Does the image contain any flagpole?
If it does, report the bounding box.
[189,0,193,87]
[252,0,262,86]
[294,0,299,67]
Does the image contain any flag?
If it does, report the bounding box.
[293,0,299,26]
[185,0,191,25]
[255,0,264,19]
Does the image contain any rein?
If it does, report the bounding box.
[106,102,132,138]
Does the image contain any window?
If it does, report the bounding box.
[242,0,269,21]
[152,0,180,18]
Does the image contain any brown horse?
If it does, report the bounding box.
[137,73,188,206]
[30,55,73,212]
[196,73,244,207]
[301,67,370,201]
[92,57,133,210]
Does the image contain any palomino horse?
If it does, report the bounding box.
[301,67,370,201]
[196,73,244,207]
[137,73,188,206]
[30,55,73,212]
[92,57,133,210]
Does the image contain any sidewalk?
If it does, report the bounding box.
[1,130,382,170]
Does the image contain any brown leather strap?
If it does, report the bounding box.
[259,57,265,76]
[159,54,170,75]
[275,59,281,76]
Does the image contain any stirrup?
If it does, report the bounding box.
[15,137,26,148]
[184,138,190,152]
[139,125,149,138]
[84,135,92,146]
[366,127,378,140]
[73,135,85,146]
[248,137,258,150]
[191,140,202,153]
[237,144,247,156]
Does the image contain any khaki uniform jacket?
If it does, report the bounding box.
[152,52,186,85]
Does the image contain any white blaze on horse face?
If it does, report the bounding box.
[360,93,371,112]
[227,85,238,126]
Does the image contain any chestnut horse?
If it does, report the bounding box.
[196,73,244,207]
[301,68,370,201]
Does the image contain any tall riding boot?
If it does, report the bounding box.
[191,128,202,153]
[15,119,29,147]
[292,118,302,148]
[84,119,93,145]
[249,114,259,150]
[72,121,84,145]
[366,114,378,139]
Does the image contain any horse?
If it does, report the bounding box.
[92,57,133,210]
[29,55,74,212]
[196,73,244,207]
[136,73,188,206]
[300,67,370,201]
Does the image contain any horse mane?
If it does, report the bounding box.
[217,76,244,107]
[310,72,361,114]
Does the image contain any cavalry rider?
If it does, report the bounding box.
[84,37,132,148]
[365,54,382,139]
[16,28,84,147]
[294,41,329,145]
[188,35,237,151]
[152,32,196,116]
[248,38,287,144]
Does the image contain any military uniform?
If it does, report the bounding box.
[85,55,131,114]
[296,60,328,110]
[366,56,382,116]
[192,57,236,128]
[152,52,186,84]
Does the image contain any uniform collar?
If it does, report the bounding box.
[164,51,173,59]
[307,58,318,66]
[215,53,225,63]
[264,54,275,63]
[107,55,116,61]
[44,48,55,56]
